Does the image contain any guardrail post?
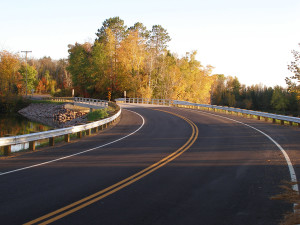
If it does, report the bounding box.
[29,141,36,151]
[280,120,285,125]
[4,145,11,156]
[77,131,82,138]
[289,121,293,126]
[3,134,12,156]
[93,126,99,133]
[257,116,260,120]
[298,123,300,128]
[49,137,55,146]
[86,129,91,136]
[272,118,276,123]
[64,134,70,142]
[264,117,268,122]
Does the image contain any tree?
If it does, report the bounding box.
[149,25,171,54]
[66,18,216,102]
[128,22,150,42]
[92,41,110,98]
[96,17,127,44]
[67,42,94,97]
[0,51,21,95]
[118,30,147,95]
[286,44,300,100]
[271,86,289,112]
[19,64,38,94]
[211,74,226,105]
[96,17,127,94]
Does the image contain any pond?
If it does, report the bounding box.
[0,113,52,137]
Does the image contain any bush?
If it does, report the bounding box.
[87,109,109,121]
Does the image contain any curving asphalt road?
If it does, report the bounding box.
[1,103,300,225]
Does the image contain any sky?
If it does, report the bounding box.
[1,0,299,87]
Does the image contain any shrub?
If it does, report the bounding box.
[87,109,109,121]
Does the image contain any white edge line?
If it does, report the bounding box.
[0,109,145,176]
[187,109,299,192]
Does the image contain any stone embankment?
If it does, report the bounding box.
[18,103,87,128]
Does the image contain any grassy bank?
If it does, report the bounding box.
[87,109,109,121]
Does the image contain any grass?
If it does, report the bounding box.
[30,100,65,105]
[87,109,109,121]
[271,181,300,225]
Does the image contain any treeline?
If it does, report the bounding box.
[211,44,300,116]
[0,51,72,112]
[211,75,300,116]
[67,17,214,102]
[0,51,72,97]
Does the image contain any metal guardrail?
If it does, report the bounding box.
[0,106,121,155]
[116,98,300,125]
[117,98,173,106]
[50,97,108,108]
[74,97,108,108]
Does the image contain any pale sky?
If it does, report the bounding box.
[1,0,299,87]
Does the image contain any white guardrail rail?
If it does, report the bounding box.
[51,97,108,108]
[0,98,120,156]
[116,97,300,126]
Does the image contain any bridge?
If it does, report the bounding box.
[1,98,300,224]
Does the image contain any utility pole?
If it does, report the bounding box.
[21,51,32,96]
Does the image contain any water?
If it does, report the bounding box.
[0,113,52,137]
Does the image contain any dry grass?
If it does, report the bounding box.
[271,181,300,225]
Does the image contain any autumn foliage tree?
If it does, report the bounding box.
[0,51,22,95]
[67,17,215,103]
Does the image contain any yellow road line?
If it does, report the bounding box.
[24,109,198,225]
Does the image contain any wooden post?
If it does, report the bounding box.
[94,126,99,133]
[257,116,260,120]
[272,118,276,124]
[64,134,70,142]
[289,121,293,126]
[86,129,91,136]
[4,145,11,156]
[3,134,12,156]
[77,131,82,138]
[29,141,36,151]
[280,120,285,125]
[49,137,55,146]
[264,117,268,122]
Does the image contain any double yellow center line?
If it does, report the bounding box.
[24,109,198,225]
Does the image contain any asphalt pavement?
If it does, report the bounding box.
[1,104,300,225]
